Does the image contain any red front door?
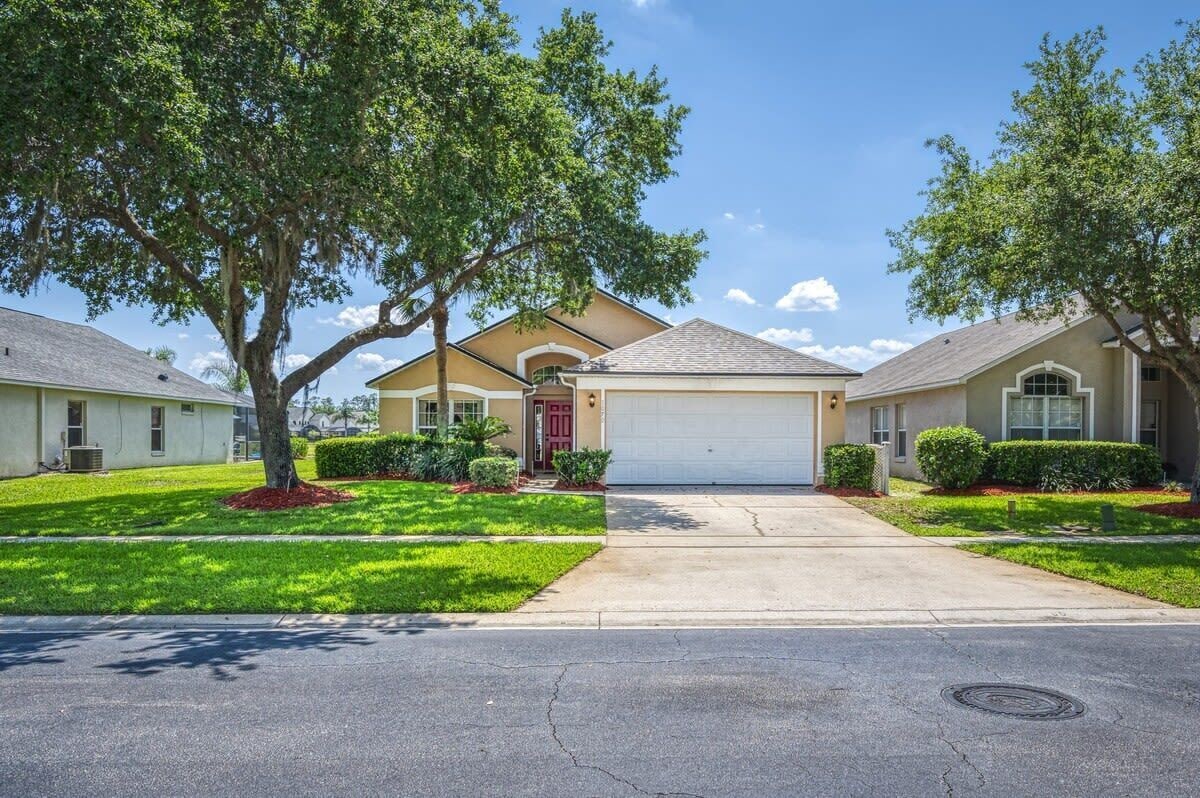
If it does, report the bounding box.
[535,400,573,470]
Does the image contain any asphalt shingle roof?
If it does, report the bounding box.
[0,307,236,404]
[564,318,860,377]
[845,307,1088,400]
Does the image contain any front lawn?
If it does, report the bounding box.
[0,540,601,614]
[842,477,1199,537]
[961,542,1200,607]
[0,462,605,537]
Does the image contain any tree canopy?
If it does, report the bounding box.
[889,24,1200,500]
[0,1,704,486]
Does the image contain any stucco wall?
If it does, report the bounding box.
[819,390,846,479]
[546,292,668,349]
[0,384,39,478]
[375,347,524,392]
[965,316,1126,441]
[1166,375,1198,480]
[1,387,232,476]
[846,385,967,480]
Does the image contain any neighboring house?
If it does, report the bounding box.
[368,290,859,485]
[0,307,238,478]
[845,307,1198,481]
[288,407,377,438]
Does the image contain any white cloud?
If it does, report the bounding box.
[722,212,735,220]
[188,350,228,374]
[723,288,758,306]
[283,353,312,370]
[318,303,436,333]
[798,338,914,368]
[757,327,813,345]
[176,332,189,340]
[354,352,404,372]
[775,277,840,312]
[747,222,765,233]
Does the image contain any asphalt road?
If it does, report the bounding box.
[2,625,1198,797]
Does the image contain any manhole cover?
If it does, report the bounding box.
[941,683,1086,720]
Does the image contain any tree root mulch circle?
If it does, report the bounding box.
[816,485,881,498]
[1135,502,1200,519]
[222,482,355,511]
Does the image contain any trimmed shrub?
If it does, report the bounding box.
[987,441,1162,490]
[552,448,613,486]
[915,426,988,489]
[469,456,519,488]
[314,436,380,478]
[314,433,484,481]
[823,444,875,490]
[290,437,309,460]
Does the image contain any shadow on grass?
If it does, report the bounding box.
[5,482,604,536]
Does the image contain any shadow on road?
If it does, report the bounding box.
[0,632,80,671]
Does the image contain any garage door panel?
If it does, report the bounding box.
[605,391,814,485]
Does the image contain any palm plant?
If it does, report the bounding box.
[452,416,512,444]
[331,399,357,433]
[201,354,249,393]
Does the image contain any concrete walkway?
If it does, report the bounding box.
[0,534,602,544]
[517,486,1177,622]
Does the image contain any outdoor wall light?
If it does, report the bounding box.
[829,394,839,410]
[588,393,596,408]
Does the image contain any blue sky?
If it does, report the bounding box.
[2,0,1193,398]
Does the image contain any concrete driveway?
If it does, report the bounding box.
[519,486,1169,625]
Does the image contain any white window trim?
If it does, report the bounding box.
[1139,398,1162,449]
[416,397,485,435]
[1000,361,1094,441]
[515,344,589,380]
[150,405,165,455]
[894,403,907,461]
[870,405,889,446]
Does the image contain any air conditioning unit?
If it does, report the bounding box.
[66,446,104,472]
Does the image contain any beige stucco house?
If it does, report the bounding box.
[846,307,1198,482]
[368,290,859,485]
[0,307,238,478]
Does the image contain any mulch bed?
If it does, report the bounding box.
[1135,502,1200,519]
[927,483,1173,497]
[816,485,881,498]
[450,475,532,495]
[554,481,607,493]
[222,482,355,511]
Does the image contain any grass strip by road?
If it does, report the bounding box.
[843,477,1199,538]
[0,541,601,615]
[960,542,1200,607]
[0,462,605,537]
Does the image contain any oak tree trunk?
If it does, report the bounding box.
[432,301,450,437]
[245,348,300,490]
[1189,380,1200,505]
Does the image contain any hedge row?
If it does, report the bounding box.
[986,440,1162,490]
[314,434,487,482]
[823,444,875,490]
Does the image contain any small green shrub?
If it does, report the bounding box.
[469,456,519,488]
[552,448,613,486]
[823,444,875,490]
[452,416,512,444]
[915,426,988,489]
[987,441,1162,489]
[314,433,482,481]
[290,437,309,460]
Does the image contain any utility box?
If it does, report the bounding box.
[66,446,104,472]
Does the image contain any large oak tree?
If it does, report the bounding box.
[0,2,704,487]
[889,25,1200,502]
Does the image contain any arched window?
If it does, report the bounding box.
[1007,372,1083,440]
[531,365,564,385]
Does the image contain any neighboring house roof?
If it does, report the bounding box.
[845,306,1091,401]
[0,307,236,404]
[365,342,533,388]
[563,318,861,377]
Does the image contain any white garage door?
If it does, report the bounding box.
[605,392,814,485]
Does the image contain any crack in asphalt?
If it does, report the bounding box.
[743,508,765,536]
[935,719,986,795]
[546,664,709,798]
[927,628,1003,681]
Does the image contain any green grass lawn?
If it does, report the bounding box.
[0,462,606,537]
[0,540,601,614]
[961,542,1200,607]
[842,477,1200,537]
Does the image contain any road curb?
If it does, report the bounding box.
[4,607,1200,632]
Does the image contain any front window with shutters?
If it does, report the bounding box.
[1007,372,1083,441]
